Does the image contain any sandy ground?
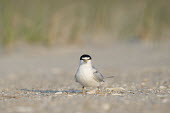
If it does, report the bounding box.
[0,42,170,113]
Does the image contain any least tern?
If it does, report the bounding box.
[75,54,111,94]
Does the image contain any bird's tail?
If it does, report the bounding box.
[104,76,114,79]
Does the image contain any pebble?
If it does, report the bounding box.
[55,92,63,95]
[106,87,125,91]
[111,93,123,96]
[159,86,167,89]
[86,90,96,94]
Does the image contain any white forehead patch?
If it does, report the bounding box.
[82,57,90,60]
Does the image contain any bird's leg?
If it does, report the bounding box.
[82,86,85,94]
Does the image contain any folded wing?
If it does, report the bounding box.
[92,66,104,82]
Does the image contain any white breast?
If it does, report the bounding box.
[76,65,99,87]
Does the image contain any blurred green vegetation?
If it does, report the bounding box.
[0,0,170,47]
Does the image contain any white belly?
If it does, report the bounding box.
[76,66,99,87]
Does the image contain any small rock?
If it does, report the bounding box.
[112,93,123,96]
[159,86,167,89]
[67,94,74,97]
[55,92,62,95]
[86,90,96,94]
[141,82,146,86]
[106,87,125,92]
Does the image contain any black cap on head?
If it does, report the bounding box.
[80,54,92,60]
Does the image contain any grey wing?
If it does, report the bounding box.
[75,71,78,82]
[92,66,104,82]
[75,74,78,82]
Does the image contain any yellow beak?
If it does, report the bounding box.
[83,59,88,63]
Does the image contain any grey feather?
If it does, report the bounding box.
[75,75,78,82]
[92,66,104,82]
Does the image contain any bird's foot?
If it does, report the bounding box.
[96,87,101,94]
[96,89,101,94]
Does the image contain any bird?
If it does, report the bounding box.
[75,54,112,94]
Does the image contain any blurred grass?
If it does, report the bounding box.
[0,0,170,47]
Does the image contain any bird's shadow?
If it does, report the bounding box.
[20,88,82,94]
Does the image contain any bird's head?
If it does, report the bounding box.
[80,54,92,64]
